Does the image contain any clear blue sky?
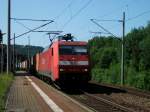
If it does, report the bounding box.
[0,0,150,47]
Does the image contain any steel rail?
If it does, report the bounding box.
[93,82,150,99]
[81,90,135,112]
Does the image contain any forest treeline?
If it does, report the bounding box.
[88,22,150,91]
[15,45,43,58]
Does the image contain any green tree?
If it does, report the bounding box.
[99,48,118,69]
[88,22,150,91]
[139,35,150,70]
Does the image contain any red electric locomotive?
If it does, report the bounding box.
[36,34,91,84]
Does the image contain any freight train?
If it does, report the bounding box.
[20,34,91,85]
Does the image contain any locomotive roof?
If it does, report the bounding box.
[42,40,87,53]
[58,41,87,46]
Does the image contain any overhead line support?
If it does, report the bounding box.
[90,12,126,85]
[11,21,54,40]
[11,18,54,22]
[121,12,125,85]
[90,19,118,38]
[7,0,11,73]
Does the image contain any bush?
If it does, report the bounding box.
[126,68,150,91]
[144,72,150,90]
[136,71,150,90]
[135,72,146,89]
[92,63,121,84]
[92,67,104,82]
[0,73,14,111]
[107,63,120,84]
[126,67,137,86]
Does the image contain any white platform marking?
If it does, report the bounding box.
[26,76,63,112]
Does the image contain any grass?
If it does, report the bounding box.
[0,73,14,111]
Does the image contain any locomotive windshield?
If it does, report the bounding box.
[59,45,87,55]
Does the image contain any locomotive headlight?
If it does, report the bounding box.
[60,68,64,71]
[84,69,88,72]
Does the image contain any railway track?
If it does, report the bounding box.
[61,89,132,112]
[60,82,150,112]
[87,82,150,111]
[38,76,150,112]
[95,82,150,99]
[80,90,135,112]
[43,81,131,111]
[121,86,150,99]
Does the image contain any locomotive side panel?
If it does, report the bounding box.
[51,42,59,81]
[38,49,52,77]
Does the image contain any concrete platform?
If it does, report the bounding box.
[5,74,53,112]
[5,72,92,112]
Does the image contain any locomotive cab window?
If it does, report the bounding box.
[59,45,87,55]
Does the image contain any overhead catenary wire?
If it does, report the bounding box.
[89,31,110,37]
[11,1,75,44]
[32,31,63,33]
[42,0,75,33]
[89,31,110,34]
[92,19,122,22]
[13,20,62,34]
[33,1,74,37]
[13,19,62,43]
[44,0,92,41]
[98,0,137,19]
[126,10,150,21]
[90,3,130,37]
[61,0,93,29]
[54,0,74,20]
[11,17,55,41]
[90,18,123,37]
[87,1,134,38]
[13,19,31,30]
[11,1,74,40]
[11,21,54,40]
[90,19,119,38]
[11,18,53,22]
